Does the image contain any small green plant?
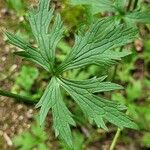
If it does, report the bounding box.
[13,118,49,150]
[70,0,150,25]
[12,65,39,98]
[6,0,26,15]
[3,0,140,148]
[141,132,150,148]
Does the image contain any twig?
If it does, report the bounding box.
[3,133,13,146]
[0,89,38,104]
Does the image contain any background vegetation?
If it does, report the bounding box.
[0,0,150,149]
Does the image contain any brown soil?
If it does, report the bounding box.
[0,1,37,149]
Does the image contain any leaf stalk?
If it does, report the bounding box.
[109,128,122,150]
[0,89,38,104]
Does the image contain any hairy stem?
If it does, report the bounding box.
[0,89,38,104]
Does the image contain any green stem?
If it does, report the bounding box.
[111,65,118,81]
[109,111,129,150]
[0,89,38,104]
[133,0,138,10]
[111,47,123,81]
[109,128,122,150]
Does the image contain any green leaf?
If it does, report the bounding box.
[60,131,85,150]
[58,77,138,130]
[114,0,127,11]
[70,0,150,25]
[6,0,64,73]
[70,0,116,14]
[61,76,123,93]
[57,17,137,73]
[126,80,142,101]
[13,132,37,150]
[28,0,64,65]
[36,77,76,147]
[13,120,48,150]
[14,65,39,91]
[141,132,150,147]
[6,0,25,15]
[125,11,150,23]
[52,94,76,147]
[37,143,49,150]
[5,32,51,72]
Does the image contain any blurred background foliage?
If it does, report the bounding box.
[0,0,150,149]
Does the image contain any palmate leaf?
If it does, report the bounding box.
[5,0,139,148]
[58,77,138,130]
[57,17,137,73]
